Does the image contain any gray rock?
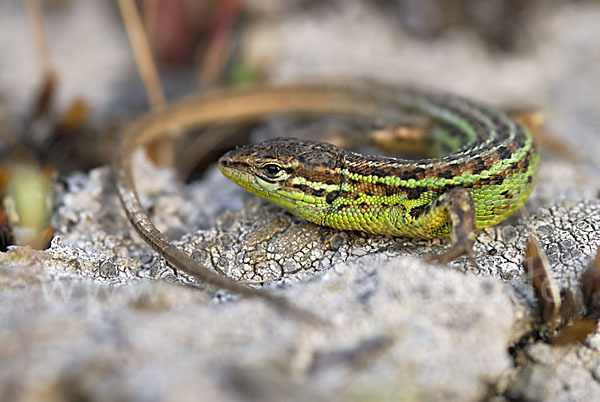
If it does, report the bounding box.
[0,250,514,402]
[1,1,600,401]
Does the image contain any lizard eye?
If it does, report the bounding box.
[263,163,283,178]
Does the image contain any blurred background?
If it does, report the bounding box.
[1,0,598,168]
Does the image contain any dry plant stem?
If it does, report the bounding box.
[118,0,165,108]
[198,0,241,85]
[23,0,58,121]
[143,0,160,41]
[118,0,174,166]
[23,0,52,75]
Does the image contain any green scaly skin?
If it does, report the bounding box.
[219,87,539,263]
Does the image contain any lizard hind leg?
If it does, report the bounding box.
[420,188,479,268]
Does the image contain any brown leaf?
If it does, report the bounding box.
[370,121,430,157]
[581,247,600,315]
[559,288,580,326]
[55,97,90,133]
[30,70,58,120]
[523,237,561,329]
[551,318,598,346]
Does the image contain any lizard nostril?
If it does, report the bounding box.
[218,157,230,167]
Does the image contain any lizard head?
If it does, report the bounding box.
[218,137,343,222]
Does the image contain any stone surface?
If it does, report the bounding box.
[0,250,515,402]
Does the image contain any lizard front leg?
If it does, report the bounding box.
[419,188,479,268]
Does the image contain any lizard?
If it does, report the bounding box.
[114,82,538,319]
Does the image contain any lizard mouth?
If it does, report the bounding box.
[218,154,274,196]
[219,159,258,190]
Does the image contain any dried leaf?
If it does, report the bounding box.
[508,108,546,136]
[0,165,11,193]
[37,225,55,250]
[56,97,90,133]
[370,121,430,157]
[523,237,561,329]
[559,288,580,326]
[0,206,15,252]
[30,70,58,120]
[509,107,576,159]
[581,247,600,315]
[551,318,598,346]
